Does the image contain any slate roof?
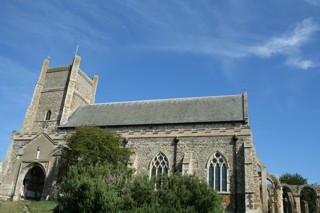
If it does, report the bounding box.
[60,95,245,127]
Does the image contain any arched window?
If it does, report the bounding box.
[208,152,228,192]
[150,152,169,178]
[45,110,51,121]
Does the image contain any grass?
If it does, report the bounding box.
[0,200,25,213]
[27,201,56,213]
[0,200,56,213]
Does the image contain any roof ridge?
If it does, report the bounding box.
[90,94,242,106]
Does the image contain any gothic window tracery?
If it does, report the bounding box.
[150,152,169,178]
[208,152,228,192]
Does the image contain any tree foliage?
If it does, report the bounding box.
[65,126,131,166]
[55,163,133,213]
[58,125,131,179]
[279,173,307,185]
[130,175,224,213]
[56,168,224,213]
[57,126,131,183]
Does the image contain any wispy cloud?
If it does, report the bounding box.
[285,57,317,70]
[304,0,320,6]
[251,19,320,57]
[118,1,320,70]
[249,18,320,69]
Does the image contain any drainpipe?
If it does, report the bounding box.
[173,137,179,173]
[232,134,238,212]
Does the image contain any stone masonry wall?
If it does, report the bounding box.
[69,70,96,113]
[102,122,253,212]
[0,131,66,200]
[31,69,70,133]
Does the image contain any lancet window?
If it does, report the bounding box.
[208,152,228,192]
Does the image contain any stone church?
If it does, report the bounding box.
[0,56,319,213]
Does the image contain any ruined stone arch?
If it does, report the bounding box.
[257,164,262,175]
[255,157,268,212]
[255,157,266,179]
[282,185,295,193]
[299,185,318,213]
[266,177,274,195]
[298,185,318,195]
[267,174,280,188]
[266,174,280,213]
[282,185,296,213]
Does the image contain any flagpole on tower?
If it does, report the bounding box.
[75,45,79,56]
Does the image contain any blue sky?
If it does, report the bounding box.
[0,0,319,183]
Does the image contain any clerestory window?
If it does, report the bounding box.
[208,152,228,192]
[150,152,169,178]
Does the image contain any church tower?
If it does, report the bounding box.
[21,55,98,134]
[0,56,98,201]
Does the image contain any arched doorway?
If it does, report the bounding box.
[22,166,45,200]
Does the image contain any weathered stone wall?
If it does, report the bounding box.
[21,59,49,134]
[69,70,96,114]
[0,132,18,199]
[43,68,70,90]
[75,70,95,100]
[31,69,70,133]
[102,122,253,212]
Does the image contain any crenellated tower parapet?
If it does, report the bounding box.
[21,56,98,134]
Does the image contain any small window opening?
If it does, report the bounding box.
[45,110,51,121]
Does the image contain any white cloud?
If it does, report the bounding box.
[285,57,317,70]
[249,18,320,69]
[252,18,320,57]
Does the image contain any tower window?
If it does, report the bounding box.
[208,152,228,192]
[45,110,51,121]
